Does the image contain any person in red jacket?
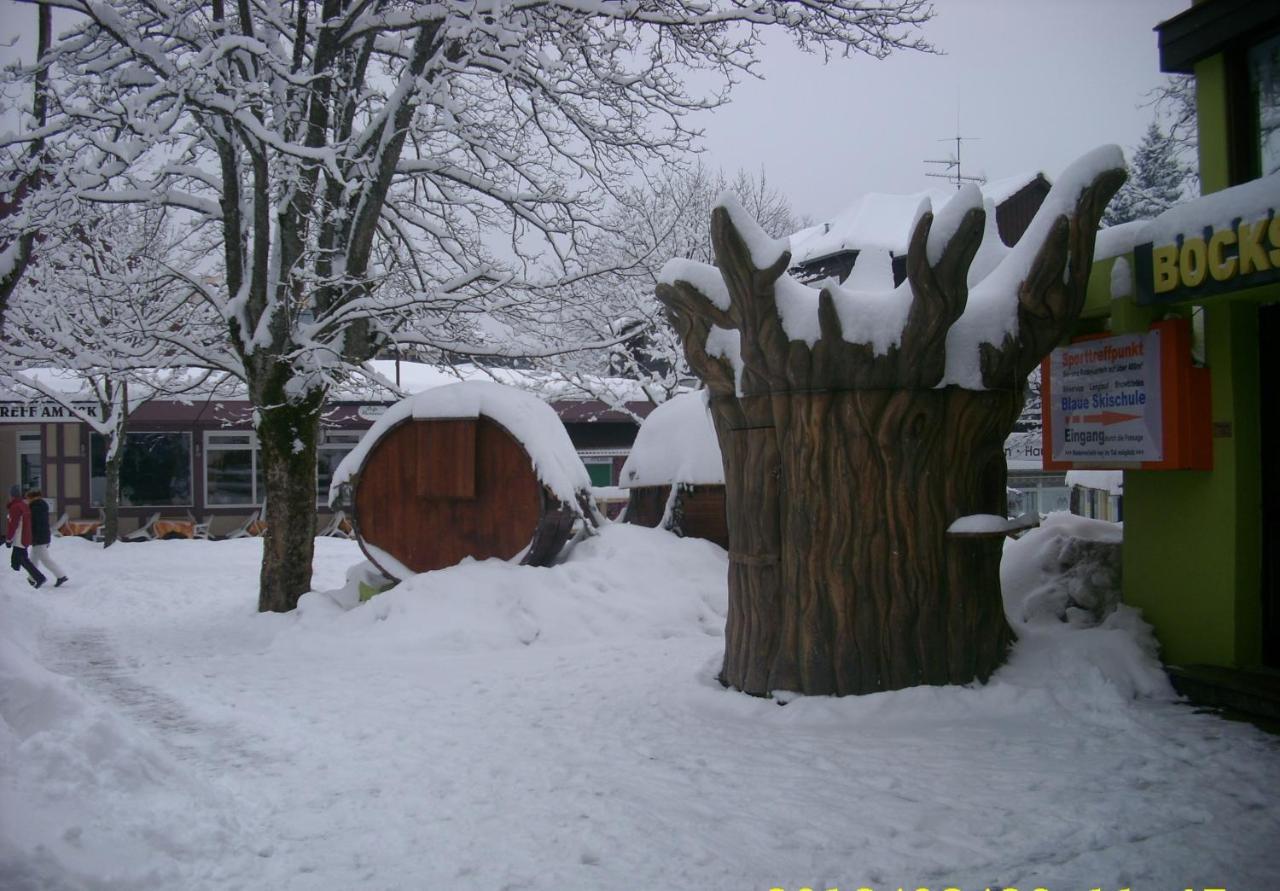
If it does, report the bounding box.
[6,483,47,588]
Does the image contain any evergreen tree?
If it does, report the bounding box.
[1104,123,1191,226]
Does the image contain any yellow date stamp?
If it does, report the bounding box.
[769,886,1227,891]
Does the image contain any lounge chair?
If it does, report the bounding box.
[189,514,215,540]
[225,510,261,540]
[122,512,161,542]
[317,510,354,539]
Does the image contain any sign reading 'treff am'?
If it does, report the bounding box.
[0,401,101,423]
[1048,331,1163,463]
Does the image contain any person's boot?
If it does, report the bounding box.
[55,576,68,587]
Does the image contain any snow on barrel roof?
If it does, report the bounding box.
[329,380,591,508]
[620,390,723,488]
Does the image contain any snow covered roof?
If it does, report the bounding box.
[619,390,723,488]
[329,381,592,508]
[788,172,1046,266]
[2,361,656,413]
[1093,172,1280,262]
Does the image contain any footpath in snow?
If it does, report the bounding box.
[2,517,1279,891]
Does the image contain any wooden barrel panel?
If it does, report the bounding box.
[680,485,729,549]
[354,416,543,575]
[626,484,728,548]
[625,485,671,528]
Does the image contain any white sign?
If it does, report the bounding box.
[0,401,100,423]
[1049,331,1163,464]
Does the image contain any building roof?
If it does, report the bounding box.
[788,172,1046,266]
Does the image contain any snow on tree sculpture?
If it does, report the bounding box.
[656,147,1125,697]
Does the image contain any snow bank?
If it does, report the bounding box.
[999,512,1170,700]
[329,380,591,508]
[0,591,251,889]
[620,390,723,488]
[287,524,727,656]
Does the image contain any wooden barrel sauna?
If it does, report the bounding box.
[330,381,594,580]
[620,390,728,549]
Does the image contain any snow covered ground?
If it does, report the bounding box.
[3,519,1278,891]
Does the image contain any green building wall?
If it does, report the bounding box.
[1099,53,1269,668]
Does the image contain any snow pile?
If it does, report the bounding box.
[1003,511,1125,625]
[620,390,723,488]
[7,524,1280,888]
[287,524,727,656]
[0,591,251,889]
[329,380,591,508]
[999,512,1169,700]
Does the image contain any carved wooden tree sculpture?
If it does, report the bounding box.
[657,150,1125,696]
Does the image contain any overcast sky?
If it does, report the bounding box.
[2,0,1191,222]
[695,0,1190,220]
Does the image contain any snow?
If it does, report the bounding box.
[658,258,733,311]
[926,182,982,265]
[788,172,1045,267]
[942,145,1127,389]
[620,390,723,488]
[1096,218,1150,260]
[716,192,790,270]
[1141,171,1280,247]
[839,247,895,290]
[328,380,591,509]
[704,325,744,395]
[827,280,914,354]
[773,275,824,346]
[947,513,1020,535]
[789,191,935,263]
[3,529,1279,888]
[1110,254,1133,299]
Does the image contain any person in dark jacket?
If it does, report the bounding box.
[26,488,68,587]
[6,484,47,588]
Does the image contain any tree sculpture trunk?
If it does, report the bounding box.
[658,158,1124,696]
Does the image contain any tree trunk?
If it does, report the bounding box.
[713,388,1020,695]
[658,162,1123,697]
[255,390,323,613]
[102,435,123,548]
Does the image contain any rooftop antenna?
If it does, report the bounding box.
[925,129,986,190]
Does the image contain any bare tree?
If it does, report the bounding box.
[0,2,52,329]
[4,0,934,612]
[1,205,225,544]
[567,164,812,405]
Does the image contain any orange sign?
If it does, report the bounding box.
[1041,318,1211,471]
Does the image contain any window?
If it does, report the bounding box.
[1249,33,1280,178]
[205,431,263,506]
[91,432,192,507]
[318,430,363,505]
[583,460,613,487]
[17,432,41,493]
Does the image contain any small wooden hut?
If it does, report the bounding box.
[330,381,595,580]
[620,390,728,548]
